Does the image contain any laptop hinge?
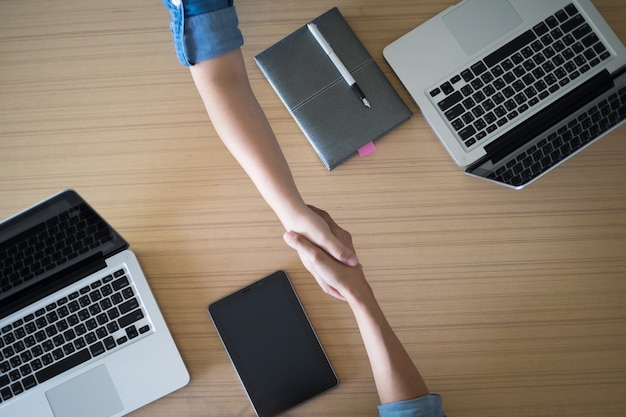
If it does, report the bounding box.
[481,69,614,165]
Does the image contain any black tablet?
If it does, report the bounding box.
[208,270,338,417]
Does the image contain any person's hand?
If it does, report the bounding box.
[282,204,359,268]
[283,206,369,301]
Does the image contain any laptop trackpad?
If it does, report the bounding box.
[443,0,522,55]
[46,365,124,417]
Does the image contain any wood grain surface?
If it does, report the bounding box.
[1,1,625,416]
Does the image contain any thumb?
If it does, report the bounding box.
[282,230,303,251]
[329,241,359,267]
[306,205,359,266]
[283,231,346,301]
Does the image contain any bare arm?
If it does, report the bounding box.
[283,206,429,404]
[189,49,358,267]
[348,286,430,404]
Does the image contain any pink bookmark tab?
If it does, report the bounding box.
[358,141,376,157]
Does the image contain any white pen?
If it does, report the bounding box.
[307,22,371,108]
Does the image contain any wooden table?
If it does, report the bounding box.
[1,1,625,416]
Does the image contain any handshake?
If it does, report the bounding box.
[283,206,438,413]
[283,205,369,303]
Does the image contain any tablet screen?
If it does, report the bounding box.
[208,270,338,417]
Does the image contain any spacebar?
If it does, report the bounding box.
[484,29,536,67]
[36,348,91,384]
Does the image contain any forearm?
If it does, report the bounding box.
[189,50,307,226]
[164,0,357,265]
[346,286,430,405]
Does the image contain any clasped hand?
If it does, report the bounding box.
[283,206,368,302]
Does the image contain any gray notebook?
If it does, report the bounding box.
[255,7,412,170]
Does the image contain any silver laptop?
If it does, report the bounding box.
[0,190,189,417]
[384,0,626,188]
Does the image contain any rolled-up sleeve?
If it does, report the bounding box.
[378,394,447,417]
[163,0,244,66]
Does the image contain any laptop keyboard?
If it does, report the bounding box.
[0,267,151,404]
[487,84,626,187]
[430,3,612,149]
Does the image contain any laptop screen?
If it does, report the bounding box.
[0,190,128,319]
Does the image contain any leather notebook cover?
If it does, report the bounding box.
[255,7,412,170]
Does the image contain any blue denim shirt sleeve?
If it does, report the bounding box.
[378,394,447,417]
[163,0,244,66]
